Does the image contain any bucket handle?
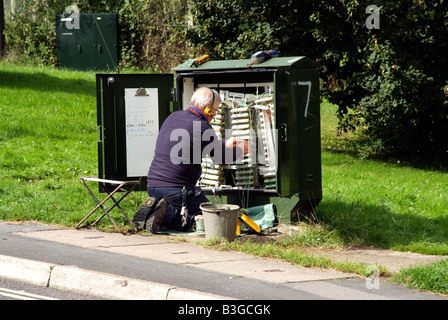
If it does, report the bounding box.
[204,206,233,216]
[216,207,231,215]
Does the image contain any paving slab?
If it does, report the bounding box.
[312,247,445,273]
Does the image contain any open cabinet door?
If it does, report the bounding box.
[96,73,174,192]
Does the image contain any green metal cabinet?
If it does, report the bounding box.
[96,56,321,223]
[56,13,118,71]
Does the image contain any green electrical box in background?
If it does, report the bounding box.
[56,13,118,71]
[96,56,321,223]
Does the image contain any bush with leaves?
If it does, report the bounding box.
[187,0,448,166]
[3,0,197,72]
[118,0,199,72]
[353,1,448,164]
[4,0,63,65]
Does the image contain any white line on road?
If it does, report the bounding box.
[0,287,59,300]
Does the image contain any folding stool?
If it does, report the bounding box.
[77,176,140,234]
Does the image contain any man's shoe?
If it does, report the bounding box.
[133,197,157,229]
[145,198,168,234]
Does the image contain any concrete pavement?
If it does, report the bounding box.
[1,221,446,300]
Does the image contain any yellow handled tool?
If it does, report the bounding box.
[191,54,210,67]
[239,212,261,234]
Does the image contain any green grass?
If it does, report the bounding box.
[390,259,448,295]
[203,237,388,277]
[1,62,448,293]
[318,102,448,255]
[0,63,147,229]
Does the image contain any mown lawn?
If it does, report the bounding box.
[0,63,147,229]
[318,102,448,255]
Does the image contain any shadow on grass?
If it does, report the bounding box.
[324,134,447,173]
[313,199,448,255]
[0,69,96,96]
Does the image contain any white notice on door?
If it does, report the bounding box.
[125,88,159,177]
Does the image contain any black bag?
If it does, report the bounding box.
[133,197,159,229]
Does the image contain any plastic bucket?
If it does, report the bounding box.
[200,203,239,242]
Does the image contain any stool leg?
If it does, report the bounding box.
[76,179,105,229]
[89,185,125,233]
[110,184,139,232]
[93,183,139,233]
[77,181,123,232]
[90,196,122,233]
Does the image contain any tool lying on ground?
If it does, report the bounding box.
[236,204,277,235]
[237,209,261,234]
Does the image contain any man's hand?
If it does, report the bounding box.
[226,137,249,154]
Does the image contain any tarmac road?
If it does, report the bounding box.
[0,221,446,302]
